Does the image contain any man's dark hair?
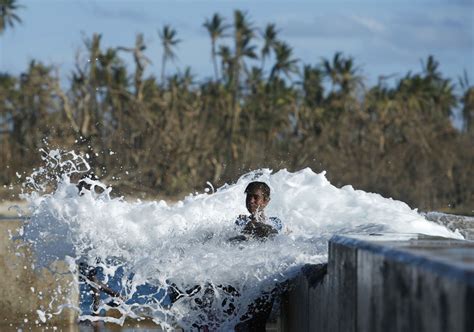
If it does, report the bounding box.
[245,181,271,200]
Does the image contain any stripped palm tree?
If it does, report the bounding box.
[0,0,23,34]
[158,25,181,83]
[203,13,228,81]
[81,33,102,136]
[118,33,151,100]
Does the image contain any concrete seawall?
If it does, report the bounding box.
[277,233,474,332]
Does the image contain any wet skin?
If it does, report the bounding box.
[246,189,269,217]
[242,189,277,238]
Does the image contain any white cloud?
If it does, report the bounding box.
[350,15,386,34]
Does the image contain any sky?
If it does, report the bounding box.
[0,0,473,88]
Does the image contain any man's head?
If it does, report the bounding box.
[244,181,270,215]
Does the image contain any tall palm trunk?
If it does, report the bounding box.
[161,55,166,83]
[211,40,219,81]
[231,29,242,144]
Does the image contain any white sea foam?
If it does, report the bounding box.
[17,149,462,330]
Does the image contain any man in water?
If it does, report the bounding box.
[170,182,283,330]
[232,181,283,331]
[232,181,282,241]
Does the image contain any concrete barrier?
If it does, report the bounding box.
[0,220,79,330]
[277,233,474,332]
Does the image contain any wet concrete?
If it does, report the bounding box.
[0,220,79,328]
[277,233,474,332]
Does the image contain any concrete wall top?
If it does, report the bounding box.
[330,233,474,287]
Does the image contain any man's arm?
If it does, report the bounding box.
[242,220,278,239]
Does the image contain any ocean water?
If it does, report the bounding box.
[15,149,462,330]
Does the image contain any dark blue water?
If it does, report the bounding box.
[80,266,169,315]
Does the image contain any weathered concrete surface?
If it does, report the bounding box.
[0,220,79,329]
[278,233,474,332]
[278,264,329,332]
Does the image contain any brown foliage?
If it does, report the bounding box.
[0,18,472,214]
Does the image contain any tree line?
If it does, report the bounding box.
[0,8,473,213]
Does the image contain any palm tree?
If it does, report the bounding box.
[0,0,22,34]
[79,33,102,137]
[218,45,232,84]
[462,87,474,134]
[158,25,181,83]
[300,64,324,107]
[269,41,299,80]
[170,66,195,90]
[260,23,279,72]
[246,66,264,94]
[420,55,456,118]
[322,52,362,96]
[203,13,228,81]
[422,55,442,83]
[338,55,362,95]
[433,79,457,118]
[232,10,256,92]
[85,33,102,84]
[230,10,257,139]
[118,33,151,100]
[459,71,474,134]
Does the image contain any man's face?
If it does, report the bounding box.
[246,189,269,214]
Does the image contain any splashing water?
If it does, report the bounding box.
[15,149,462,330]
